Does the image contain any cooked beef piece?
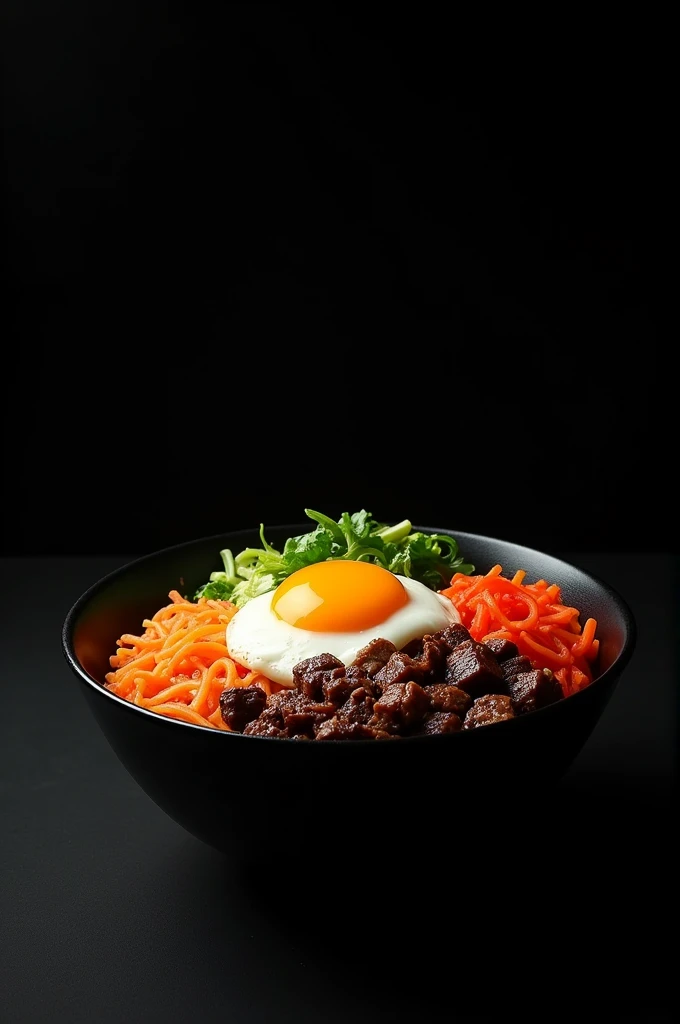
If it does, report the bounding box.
[323,664,378,705]
[444,639,507,698]
[382,636,448,682]
[271,689,337,731]
[335,686,376,726]
[369,681,431,734]
[501,655,534,683]
[483,637,520,663]
[374,651,427,688]
[400,633,446,670]
[464,693,515,729]
[427,683,473,716]
[315,718,394,741]
[235,604,577,739]
[507,669,564,715]
[243,708,288,738]
[219,683,267,732]
[401,636,425,658]
[414,636,448,681]
[293,653,346,700]
[243,689,336,739]
[431,622,472,653]
[352,638,398,677]
[417,711,463,735]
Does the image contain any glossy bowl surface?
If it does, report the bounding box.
[62,526,637,864]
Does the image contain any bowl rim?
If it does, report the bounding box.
[61,524,638,744]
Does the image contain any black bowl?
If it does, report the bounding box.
[62,526,636,865]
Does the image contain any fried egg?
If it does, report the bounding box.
[225,559,461,687]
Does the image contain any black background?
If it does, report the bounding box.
[3,3,671,557]
[1,11,676,1019]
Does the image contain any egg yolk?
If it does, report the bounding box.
[271,560,408,632]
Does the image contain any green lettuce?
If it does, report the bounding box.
[194,509,475,607]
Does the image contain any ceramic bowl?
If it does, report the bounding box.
[62,525,636,865]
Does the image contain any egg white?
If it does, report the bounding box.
[225,574,461,687]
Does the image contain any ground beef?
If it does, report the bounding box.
[221,623,565,740]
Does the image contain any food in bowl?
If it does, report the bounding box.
[104,508,601,738]
[62,519,636,861]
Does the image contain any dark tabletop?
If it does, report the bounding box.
[1,552,676,1023]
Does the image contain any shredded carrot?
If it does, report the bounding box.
[105,590,282,729]
[440,566,599,697]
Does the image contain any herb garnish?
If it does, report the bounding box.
[194,509,474,607]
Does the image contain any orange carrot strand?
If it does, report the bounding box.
[105,593,282,730]
[441,566,599,692]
